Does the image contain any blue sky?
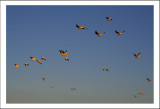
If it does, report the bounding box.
[6,5,153,103]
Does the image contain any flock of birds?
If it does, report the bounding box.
[13,16,152,101]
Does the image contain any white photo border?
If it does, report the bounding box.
[1,1,159,108]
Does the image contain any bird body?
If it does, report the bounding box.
[103,68,109,71]
[41,57,46,61]
[42,77,47,81]
[59,50,69,56]
[50,86,55,88]
[24,63,29,66]
[106,17,113,21]
[37,60,42,64]
[15,64,19,68]
[95,31,105,37]
[146,78,152,82]
[115,30,125,35]
[65,57,69,61]
[71,88,77,91]
[30,57,36,61]
[76,24,86,30]
[134,53,141,59]
[22,90,24,94]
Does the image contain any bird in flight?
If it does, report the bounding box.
[65,57,69,61]
[42,77,47,81]
[59,50,69,56]
[30,57,36,61]
[37,60,42,64]
[50,86,55,88]
[15,64,19,68]
[24,63,29,66]
[76,24,87,30]
[146,78,152,82]
[103,68,109,71]
[115,30,125,35]
[106,17,113,21]
[134,53,141,59]
[41,57,46,61]
[95,30,105,37]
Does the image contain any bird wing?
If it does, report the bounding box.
[76,24,79,28]
[115,30,119,34]
[95,31,99,35]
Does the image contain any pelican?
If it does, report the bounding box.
[134,53,141,59]
[41,57,46,61]
[115,30,125,35]
[15,64,19,68]
[106,17,113,21]
[59,50,69,56]
[95,30,105,37]
[76,24,86,30]
[24,63,29,66]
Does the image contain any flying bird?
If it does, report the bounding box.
[42,77,47,81]
[115,30,125,35]
[30,57,36,61]
[134,53,141,59]
[106,17,113,21]
[59,50,69,56]
[103,68,109,71]
[24,63,29,66]
[71,88,77,91]
[37,60,42,64]
[41,57,46,61]
[65,57,69,61]
[22,90,24,94]
[146,78,152,82]
[76,24,86,30]
[50,86,55,88]
[15,64,19,68]
[95,30,105,37]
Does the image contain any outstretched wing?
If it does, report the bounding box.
[106,17,109,19]
[138,53,140,55]
[95,31,99,35]
[76,24,79,28]
[134,53,137,57]
[115,30,119,34]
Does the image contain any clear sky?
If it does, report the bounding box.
[6,5,153,103]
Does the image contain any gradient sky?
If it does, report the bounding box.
[6,5,153,103]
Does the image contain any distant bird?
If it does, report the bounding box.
[30,57,36,61]
[146,78,152,82]
[138,92,143,95]
[71,88,77,91]
[37,60,42,64]
[24,63,29,66]
[42,77,47,81]
[106,17,113,21]
[15,64,19,68]
[59,50,69,56]
[134,53,141,59]
[115,30,125,35]
[65,57,69,61]
[50,86,55,88]
[41,57,46,61]
[76,24,86,30]
[95,30,105,37]
[22,90,24,94]
[103,68,109,71]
